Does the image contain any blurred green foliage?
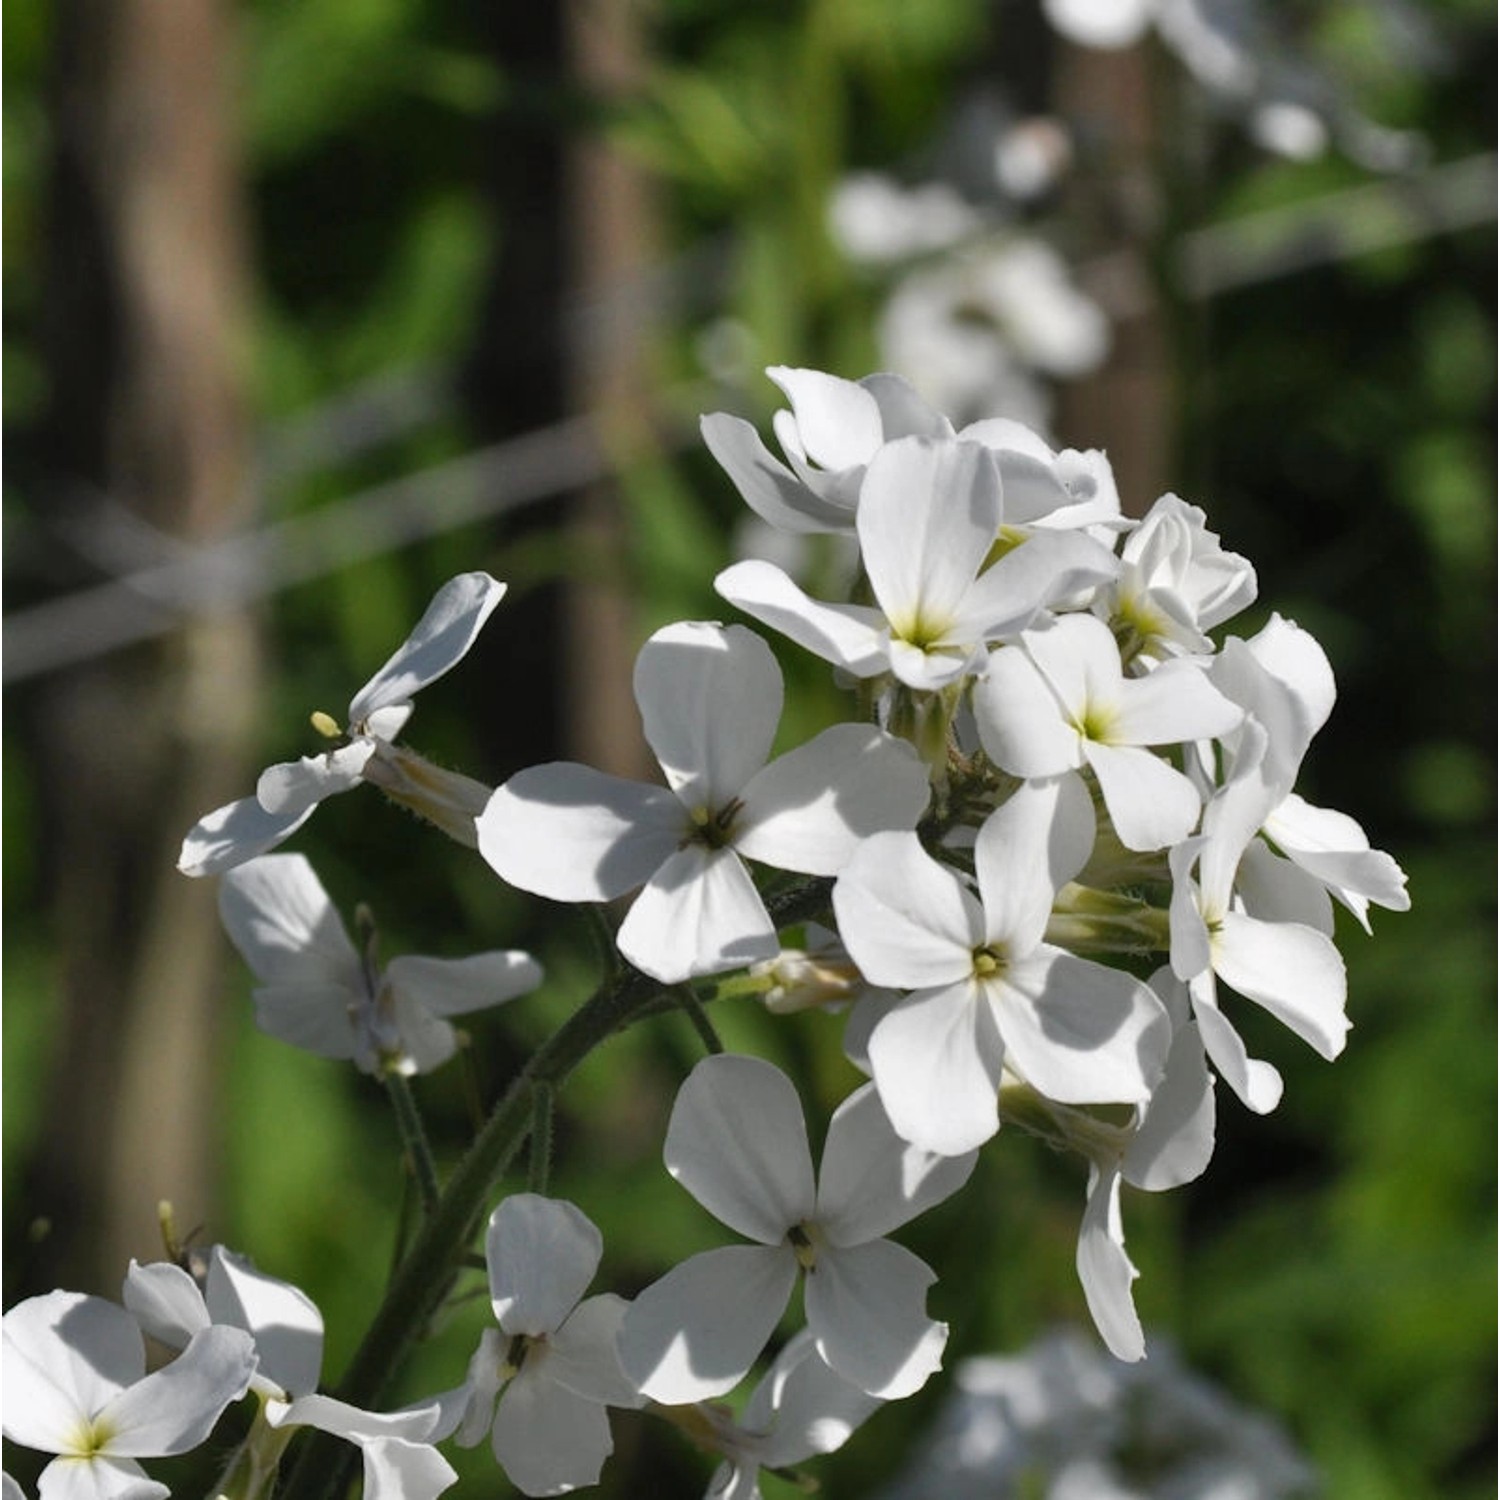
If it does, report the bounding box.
[3,0,1493,1497]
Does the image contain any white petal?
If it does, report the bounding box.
[98,1325,256,1456]
[992,951,1168,1105]
[36,1458,164,1500]
[755,1335,884,1469]
[859,372,951,441]
[546,1295,642,1409]
[1235,839,1334,935]
[713,560,891,678]
[486,1196,600,1338]
[857,438,999,638]
[178,796,315,878]
[1085,742,1203,852]
[866,982,1005,1156]
[1213,913,1348,1059]
[974,778,1091,953]
[767,367,884,473]
[700,412,852,533]
[618,1245,797,1403]
[347,572,506,727]
[1076,1163,1143,1363]
[814,1083,975,1245]
[265,1392,441,1442]
[831,832,980,990]
[949,530,1117,642]
[257,742,374,818]
[383,951,543,1019]
[971,647,1079,777]
[634,622,781,809]
[664,1054,816,1244]
[120,1262,208,1357]
[1266,793,1410,922]
[1044,0,1153,49]
[1189,975,1284,1115]
[1123,974,1216,1192]
[206,1246,324,1399]
[252,983,361,1062]
[356,1438,457,1500]
[1110,659,1242,746]
[477,763,684,902]
[217,854,362,988]
[491,1370,613,1498]
[805,1239,947,1398]
[735,725,929,875]
[616,845,778,983]
[3,1293,139,1441]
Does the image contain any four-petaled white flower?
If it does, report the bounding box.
[477,621,929,983]
[217,852,542,1075]
[834,778,1171,1156]
[716,436,1118,693]
[122,1247,459,1500]
[2,1289,257,1500]
[180,572,506,877]
[619,1053,974,1404]
[973,611,1243,851]
[450,1195,642,1497]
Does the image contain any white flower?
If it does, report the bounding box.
[973,612,1243,851]
[2,1289,257,1500]
[216,852,541,1075]
[179,572,506,877]
[121,1248,460,1500]
[1098,493,1258,667]
[833,778,1171,1156]
[619,1054,974,1404]
[717,436,1117,693]
[451,1195,641,1497]
[477,621,929,984]
[689,1329,883,1500]
[701,366,954,536]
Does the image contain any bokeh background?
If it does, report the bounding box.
[3,1,1494,1496]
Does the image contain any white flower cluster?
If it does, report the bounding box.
[5,366,1407,1500]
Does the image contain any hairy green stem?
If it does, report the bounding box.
[674,984,725,1054]
[527,1082,554,1194]
[277,875,832,1500]
[383,1071,441,1217]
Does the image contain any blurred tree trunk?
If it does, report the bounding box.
[21,0,258,1292]
[1053,38,1171,518]
[562,0,657,780]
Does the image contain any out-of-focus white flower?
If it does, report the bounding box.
[180,572,505,877]
[874,1327,1316,1499]
[217,852,541,1076]
[828,172,986,265]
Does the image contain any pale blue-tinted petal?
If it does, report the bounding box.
[251,983,360,1062]
[486,1196,600,1338]
[634,622,781,809]
[665,1054,815,1243]
[217,853,362,988]
[477,763,684,903]
[805,1239,946,1398]
[814,1083,975,1245]
[755,1334,884,1469]
[546,1295,643,1409]
[618,1245,797,1404]
[616,845,778,983]
[735,725,929,876]
[347,573,506,726]
[178,796,315,878]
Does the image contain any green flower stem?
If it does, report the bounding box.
[674,984,725,1054]
[278,875,832,1500]
[383,1071,442,1217]
[527,1082,554,1194]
